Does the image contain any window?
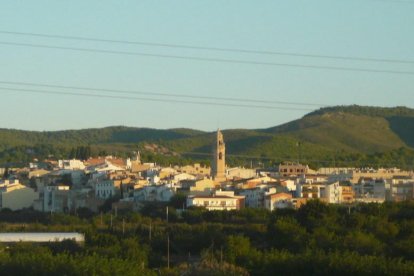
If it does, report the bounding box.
[219,152,223,160]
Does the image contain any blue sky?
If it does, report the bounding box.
[0,1,413,131]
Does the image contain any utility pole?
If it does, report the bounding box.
[167,234,170,269]
[122,218,125,235]
[149,221,152,241]
[166,206,169,223]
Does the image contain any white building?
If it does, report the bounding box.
[95,180,115,199]
[239,185,277,208]
[354,179,387,201]
[173,173,196,183]
[187,190,245,211]
[58,159,85,170]
[37,185,70,212]
[297,181,342,204]
[226,167,256,180]
[0,232,85,243]
[323,181,342,204]
[265,193,293,211]
[0,180,38,210]
[280,179,296,192]
[133,184,175,202]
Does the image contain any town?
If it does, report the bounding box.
[1,129,412,214]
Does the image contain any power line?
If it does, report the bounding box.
[0,30,413,65]
[1,41,413,75]
[0,86,313,111]
[0,80,327,107]
[364,0,414,3]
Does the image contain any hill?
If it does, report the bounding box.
[1,105,414,167]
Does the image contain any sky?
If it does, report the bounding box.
[0,0,413,131]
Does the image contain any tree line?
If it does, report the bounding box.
[2,200,414,275]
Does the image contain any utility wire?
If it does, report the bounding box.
[0,80,327,107]
[364,0,414,3]
[0,30,413,64]
[1,41,413,75]
[0,87,313,111]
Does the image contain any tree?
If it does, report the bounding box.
[2,167,9,179]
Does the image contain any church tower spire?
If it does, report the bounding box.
[212,129,226,182]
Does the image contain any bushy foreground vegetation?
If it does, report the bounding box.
[2,201,414,275]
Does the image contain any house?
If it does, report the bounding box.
[298,181,342,204]
[133,184,176,202]
[278,162,309,177]
[238,185,288,208]
[187,190,245,211]
[390,181,414,202]
[240,176,278,189]
[58,159,85,170]
[265,192,293,211]
[298,183,325,199]
[34,185,70,212]
[173,173,196,183]
[354,178,386,201]
[180,178,216,195]
[324,182,342,204]
[95,179,115,199]
[0,180,38,210]
[226,167,256,180]
[159,167,178,179]
[178,163,211,176]
[239,185,273,208]
[340,183,355,203]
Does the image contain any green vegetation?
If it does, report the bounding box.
[1,105,414,168]
[3,201,414,275]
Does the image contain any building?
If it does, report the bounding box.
[390,181,414,202]
[211,129,226,182]
[134,184,175,202]
[187,190,245,211]
[178,163,211,176]
[0,232,85,243]
[173,173,196,183]
[95,179,115,199]
[324,181,342,204]
[0,180,38,210]
[226,167,256,180]
[297,182,323,199]
[58,159,85,170]
[298,181,342,204]
[239,185,275,208]
[265,192,293,211]
[36,185,70,212]
[345,168,411,184]
[340,183,355,203]
[278,162,309,177]
[181,178,216,195]
[239,185,288,208]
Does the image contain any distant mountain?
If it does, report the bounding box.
[0,126,204,147]
[166,105,414,157]
[1,105,414,166]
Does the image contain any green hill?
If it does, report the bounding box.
[1,105,414,168]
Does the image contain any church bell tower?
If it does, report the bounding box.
[212,129,226,182]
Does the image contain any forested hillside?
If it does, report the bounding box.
[1,105,414,168]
